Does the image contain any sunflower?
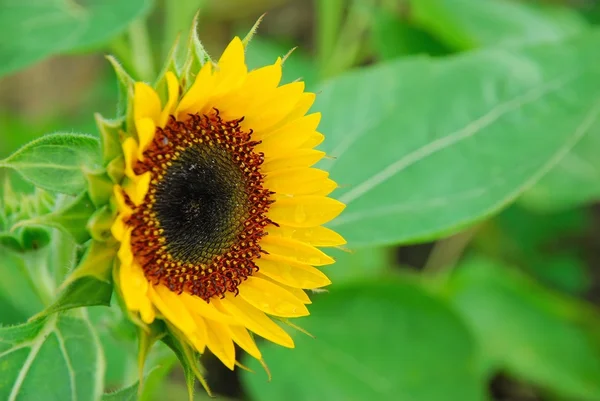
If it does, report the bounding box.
[110,36,345,370]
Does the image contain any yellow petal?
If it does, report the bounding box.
[119,261,146,309]
[119,258,154,323]
[267,225,346,247]
[228,325,262,360]
[301,132,325,149]
[262,149,325,172]
[205,320,236,370]
[243,82,306,134]
[256,255,331,289]
[255,272,314,304]
[135,117,156,160]
[238,276,309,317]
[216,296,294,348]
[134,82,162,124]
[217,59,282,116]
[189,314,208,353]
[272,281,312,304]
[117,228,134,267]
[268,196,345,228]
[122,137,139,179]
[111,216,127,242]
[255,113,320,153]
[176,62,215,117]
[123,172,151,206]
[139,300,156,324]
[284,92,316,123]
[260,235,335,266]
[212,37,247,99]
[264,168,330,196]
[148,285,196,335]
[111,188,131,241]
[159,71,180,127]
[179,292,237,324]
[218,36,246,76]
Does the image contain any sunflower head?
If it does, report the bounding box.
[104,21,345,389]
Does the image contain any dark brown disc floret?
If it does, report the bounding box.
[123,111,275,301]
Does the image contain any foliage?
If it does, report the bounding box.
[2,0,600,400]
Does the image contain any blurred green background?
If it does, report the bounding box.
[2,0,600,400]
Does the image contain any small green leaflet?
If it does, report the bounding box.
[0,134,101,195]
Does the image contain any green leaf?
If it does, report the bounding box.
[445,257,600,400]
[0,313,104,401]
[320,31,600,247]
[0,246,48,323]
[0,0,153,77]
[243,280,485,401]
[413,0,600,212]
[411,0,588,50]
[102,381,138,401]
[519,128,600,211]
[87,306,139,390]
[0,134,101,195]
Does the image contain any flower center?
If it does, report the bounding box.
[126,112,275,301]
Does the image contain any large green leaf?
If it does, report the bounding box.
[0,313,104,401]
[411,0,588,50]
[0,0,152,77]
[409,0,600,212]
[102,381,138,401]
[519,128,600,211]
[242,280,485,401]
[445,257,600,400]
[319,31,600,247]
[0,134,101,195]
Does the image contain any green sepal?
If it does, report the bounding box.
[136,320,168,394]
[96,113,125,166]
[60,239,116,287]
[11,192,95,244]
[162,325,212,400]
[242,13,265,48]
[154,34,182,103]
[85,168,114,208]
[87,205,116,242]
[106,55,136,135]
[180,14,211,93]
[107,155,126,185]
[37,276,113,318]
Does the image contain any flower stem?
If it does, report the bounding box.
[315,0,345,78]
[423,226,479,275]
